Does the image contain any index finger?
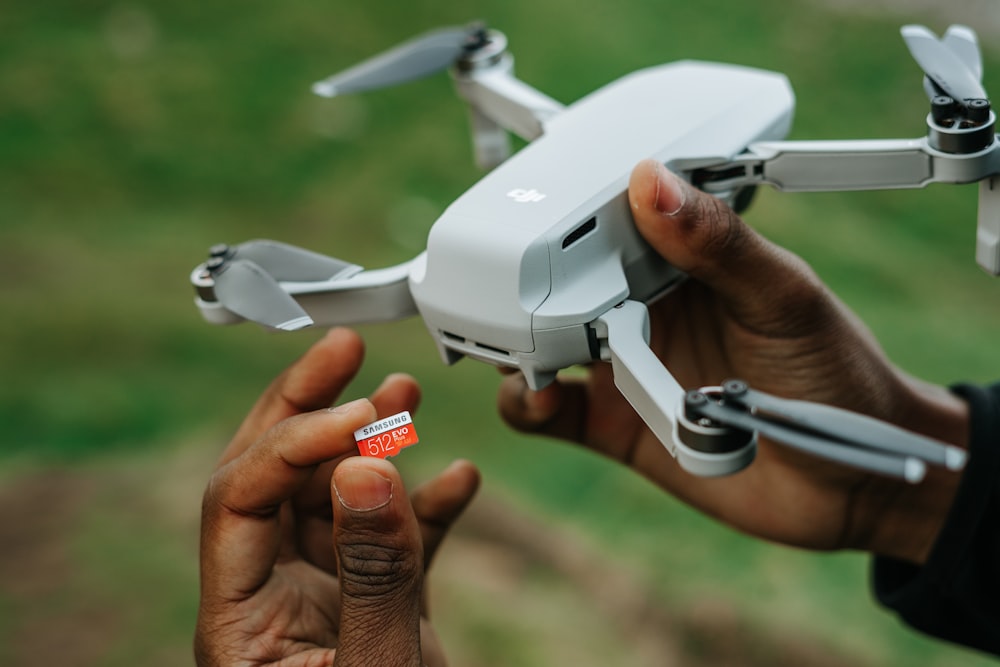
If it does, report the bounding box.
[220,328,366,466]
[201,398,378,599]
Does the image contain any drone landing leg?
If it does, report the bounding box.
[977,175,1000,274]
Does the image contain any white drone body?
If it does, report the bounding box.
[193,23,987,481]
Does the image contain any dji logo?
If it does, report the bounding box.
[506,188,547,204]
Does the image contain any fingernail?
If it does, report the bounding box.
[330,398,370,415]
[652,162,685,217]
[335,467,393,511]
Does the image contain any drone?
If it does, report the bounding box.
[191,22,990,482]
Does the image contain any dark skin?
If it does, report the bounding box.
[196,328,480,666]
[197,161,971,664]
[499,159,969,565]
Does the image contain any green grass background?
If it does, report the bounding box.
[2,0,999,664]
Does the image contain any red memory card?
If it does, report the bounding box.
[354,411,419,459]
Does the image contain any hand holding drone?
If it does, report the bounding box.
[191,23,990,482]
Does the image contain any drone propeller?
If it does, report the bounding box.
[204,241,362,331]
[918,26,982,100]
[208,258,313,331]
[942,25,982,82]
[682,380,967,483]
[312,24,488,98]
[224,240,362,282]
[901,24,988,106]
[717,380,967,471]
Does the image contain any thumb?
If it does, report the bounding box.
[628,159,828,331]
[333,457,423,666]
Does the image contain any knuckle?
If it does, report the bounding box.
[337,531,422,601]
[692,193,747,258]
[201,472,229,519]
[200,463,275,523]
[772,252,828,310]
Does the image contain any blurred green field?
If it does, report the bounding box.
[2,0,999,665]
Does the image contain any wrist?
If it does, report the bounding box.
[857,376,968,564]
[895,374,970,449]
[860,466,963,564]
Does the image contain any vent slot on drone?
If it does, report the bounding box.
[475,342,510,357]
[441,331,511,358]
[562,217,597,249]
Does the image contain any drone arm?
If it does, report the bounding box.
[687,136,1000,274]
[690,139,935,193]
[283,260,419,326]
[453,60,564,139]
[194,259,419,328]
[592,301,684,452]
[591,301,756,476]
[452,54,564,168]
[690,137,1000,193]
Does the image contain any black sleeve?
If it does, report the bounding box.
[871,382,1000,657]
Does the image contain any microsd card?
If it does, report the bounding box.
[354,411,419,459]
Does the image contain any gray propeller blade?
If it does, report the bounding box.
[230,240,362,282]
[920,25,983,100]
[693,399,928,482]
[732,386,967,471]
[312,26,472,97]
[943,25,982,81]
[901,24,987,103]
[210,259,313,331]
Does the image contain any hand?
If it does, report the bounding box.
[499,160,967,564]
[196,328,480,666]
